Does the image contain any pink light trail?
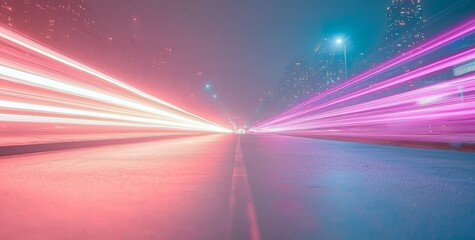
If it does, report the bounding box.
[0,25,232,142]
[250,17,475,144]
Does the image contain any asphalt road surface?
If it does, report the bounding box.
[1,134,474,239]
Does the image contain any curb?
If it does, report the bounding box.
[0,134,205,157]
[278,134,475,152]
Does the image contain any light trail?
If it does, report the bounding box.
[0,25,232,135]
[0,26,223,128]
[0,113,162,128]
[0,64,223,129]
[0,100,221,131]
[257,47,475,127]
[255,16,475,128]
[251,17,475,144]
[257,73,475,130]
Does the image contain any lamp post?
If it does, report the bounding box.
[335,38,348,80]
[203,82,235,131]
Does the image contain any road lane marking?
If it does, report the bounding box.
[229,137,261,240]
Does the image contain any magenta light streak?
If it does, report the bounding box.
[253,88,475,142]
[251,18,475,144]
[263,73,475,129]
[267,97,475,132]
[255,16,475,128]
[255,47,475,129]
[254,90,475,133]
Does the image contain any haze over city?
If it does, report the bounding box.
[87,0,473,119]
[1,0,475,239]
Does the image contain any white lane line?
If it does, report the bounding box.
[229,136,261,240]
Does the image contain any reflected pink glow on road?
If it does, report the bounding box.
[0,134,238,239]
[0,25,232,144]
[251,17,475,143]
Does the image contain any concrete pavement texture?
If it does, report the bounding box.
[0,134,474,239]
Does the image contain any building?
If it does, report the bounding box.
[152,47,173,93]
[384,0,424,58]
[124,16,145,85]
[277,60,313,110]
[350,0,425,75]
[0,0,15,27]
[252,40,346,123]
[0,0,96,56]
[313,38,346,91]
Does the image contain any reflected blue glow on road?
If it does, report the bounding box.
[1,134,474,239]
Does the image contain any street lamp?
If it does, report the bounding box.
[335,37,348,80]
[202,82,233,129]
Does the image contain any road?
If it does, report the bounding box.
[0,134,474,239]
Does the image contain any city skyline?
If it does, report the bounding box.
[1,0,474,121]
[1,1,475,239]
[85,0,475,120]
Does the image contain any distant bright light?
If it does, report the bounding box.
[205,83,211,89]
[335,38,343,44]
[235,129,246,134]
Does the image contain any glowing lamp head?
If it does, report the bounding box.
[335,38,343,45]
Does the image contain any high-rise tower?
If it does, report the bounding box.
[0,0,96,55]
[385,0,424,57]
[313,38,346,91]
[152,47,173,92]
[125,16,145,84]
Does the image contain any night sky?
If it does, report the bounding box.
[87,0,474,119]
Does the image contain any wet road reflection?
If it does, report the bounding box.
[241,134,475,240]
[0,134,237,240]
[1,134,475,239]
